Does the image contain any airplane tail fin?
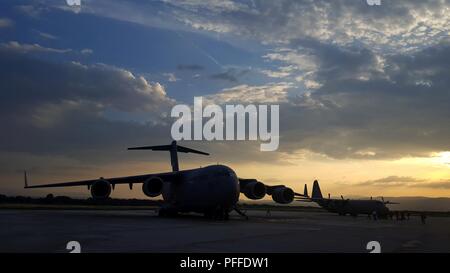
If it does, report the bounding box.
[128,141,209,172]
[311,180,323,199]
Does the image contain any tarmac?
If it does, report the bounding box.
[1,209,449,253]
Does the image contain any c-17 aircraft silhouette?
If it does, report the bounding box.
[24,141,297,219]
[295,180,398,218]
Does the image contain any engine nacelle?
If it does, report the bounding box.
[271,187,294,204]
[142,177,164,197]
[90,179,112,200]
[242,181,266,200]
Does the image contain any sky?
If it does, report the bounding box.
[0,0,449,199]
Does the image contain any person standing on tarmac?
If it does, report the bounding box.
[420,212,427,224]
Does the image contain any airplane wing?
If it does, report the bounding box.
[265,184,291,194]
[265,185,303,197]
[239,178,305,202]
[24,171,179,189]
[238,179,289,191]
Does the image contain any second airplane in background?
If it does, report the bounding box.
[296,180,398,218]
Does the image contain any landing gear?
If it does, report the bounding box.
[234,206,249,220]
[204,207,230,220]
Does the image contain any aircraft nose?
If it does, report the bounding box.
[221,175,240,208]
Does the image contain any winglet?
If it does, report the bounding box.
[24,171,29,188]
[303,184,308,197]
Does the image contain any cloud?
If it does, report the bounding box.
[358,176,426,187]
[0,18,13,28]
[186,37,450,160]
[0,53,174,115]
[163,72,179,82]
[204,82,293,104]
[54,1,450,55]
[1,41,97,56]
[274,38,450,159]
[209,68,249,82]
[3,0,450,164]
[0,51,175,154]
[0,51,278,174]
[0,51,184,193]
[356,176,450,189]
[33,30,58,40]
[260,66,296,79]
[413,181,450,189]
[177,64,204,70]
[162,0,250,13]
[160,0,450,53]
[81,48,94,55]
[15,4,48,18]
[0,41,72,54]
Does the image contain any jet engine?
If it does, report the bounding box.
[90,179,112,200]
[271,187,294,204]
[142,177,164,197]
[242,181,266,200]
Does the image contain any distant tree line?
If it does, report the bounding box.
[0,194,163,206]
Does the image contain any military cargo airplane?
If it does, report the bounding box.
[295,180,398,218]
[24,141,296,219]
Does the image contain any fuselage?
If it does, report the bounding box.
[162,165,240,214]
[316,199,389,216]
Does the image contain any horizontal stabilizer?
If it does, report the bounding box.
[128,142,209,155]
[176,145,209,155]
[128,141,208,171]
[128,145,172,151]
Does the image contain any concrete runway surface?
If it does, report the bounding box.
[0,209,449,253]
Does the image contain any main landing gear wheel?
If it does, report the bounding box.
[204,207,229,221]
